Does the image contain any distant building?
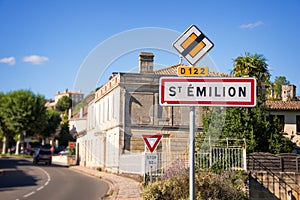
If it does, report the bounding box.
[45,89,84,109]
[282,84,297,101]
[266,84,300,146]
[69,92,93,139]
[54,89,84,107]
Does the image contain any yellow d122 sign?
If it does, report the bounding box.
[177,66,209,76]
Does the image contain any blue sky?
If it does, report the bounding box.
[0,0,299,99]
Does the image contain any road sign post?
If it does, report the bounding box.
[189,106,195,200]
[159,77,256,198]
[172,25,216,200]
[166,25,257,199]
[143,135,162,183]
[145,153,158,183]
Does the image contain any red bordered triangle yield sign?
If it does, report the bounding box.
[142,134,162,153]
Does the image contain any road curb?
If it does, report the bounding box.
[69,166,118,200]
[101,176,118,200]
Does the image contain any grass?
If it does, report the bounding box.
[0,153,32,159]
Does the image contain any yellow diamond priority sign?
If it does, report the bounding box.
[173,25,214,65]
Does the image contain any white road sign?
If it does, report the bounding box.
[159,77,256,107]
[145,153,158,167]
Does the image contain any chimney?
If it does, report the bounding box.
[139,52,154,73]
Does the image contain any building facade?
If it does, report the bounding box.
[266,84,300,146]
[74,52,207,173]
[266,100,300,146]
[46,89,84,109]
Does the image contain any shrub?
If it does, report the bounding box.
[143,169,249,200]
[97,167,102,172]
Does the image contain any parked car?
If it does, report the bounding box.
[33,149,52,165]
[29,143,42,155]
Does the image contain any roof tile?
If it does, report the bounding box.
[266,100,300,110]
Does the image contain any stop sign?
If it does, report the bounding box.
[69,142,75,149]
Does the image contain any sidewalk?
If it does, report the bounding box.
[69,165,143,200]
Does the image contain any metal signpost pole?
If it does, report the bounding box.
[163,24,256,199]
[150,165,153,183]
[189,106,195,200]
[143,135,162,185]
[171,25,215,200]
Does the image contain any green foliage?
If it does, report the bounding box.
[201,53,294,154]
[56,96,72,112]
[267,116,294,154]
[143,170,249,200]
[0,90,47,138]
[0,92,6,137]
[231,52,270,83]
[58,111,75,147]
[68,146,75,155]
[73,102,84,114]
[267,97,281,101]
[202,104,294,153]
[43,109,61,137]
[273,76,290,98]
[231,52,270,100]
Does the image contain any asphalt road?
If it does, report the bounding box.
[0,157,109,200]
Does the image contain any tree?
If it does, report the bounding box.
[273,76,290,99]
[58,111,75,147]
[0,92,10,154]
[231,52,270,101]
[201,53,294,153]
[56,96,72,112]
[0,90,47,154]
[55,96,74,146]
[202,106,267,152]
[43,109,61,138]
[231,52,270,82]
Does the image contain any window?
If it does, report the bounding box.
[277,115,285,132]
[106,97,110,121]
[296,116,300,134]
[101,100,104,123]
[111,93,114,120]
[99,101,102,123]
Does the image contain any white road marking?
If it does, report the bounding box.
[22,166,51,198]
[23,191,35,198]
[37,186,44,191]
[38,167,51,187]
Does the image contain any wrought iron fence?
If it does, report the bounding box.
[144,138,246,182]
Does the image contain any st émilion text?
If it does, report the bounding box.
[168,85,247,98]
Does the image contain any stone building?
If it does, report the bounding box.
[282,84,297,101]
[45,89,84,109]
[266,84,300,146]
[74,52,231,173]
[75,52,207,173]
